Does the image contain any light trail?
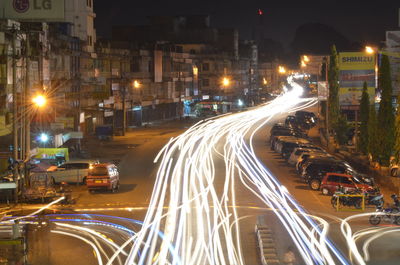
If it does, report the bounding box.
[5,76,395,264]
[116,77,352,265]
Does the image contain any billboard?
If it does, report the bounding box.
[386,31,400,48]
[339,52,375,106]
[1,0,65,21]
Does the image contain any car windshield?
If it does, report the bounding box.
[90,167,108,176]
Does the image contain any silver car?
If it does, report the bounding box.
[48,159,99,184]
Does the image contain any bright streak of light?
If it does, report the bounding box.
[1,197,65,224]
[117,74,353,265]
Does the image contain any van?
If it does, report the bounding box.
[49,159,99,184]
[86,163,119,192]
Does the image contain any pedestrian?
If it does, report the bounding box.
[283,246,296,265]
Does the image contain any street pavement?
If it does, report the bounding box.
[4,108,400,265]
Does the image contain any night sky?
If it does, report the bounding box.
[94,1,399,49]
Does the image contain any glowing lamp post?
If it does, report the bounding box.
[222,77,230,87]
[32,94,47,108]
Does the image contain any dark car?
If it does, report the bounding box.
[302,159,353,190]
[280,141,312,160]
[296,152,333,173]
[273,136,307,152]
[269,125,307,148]
[295,111,317,129]
[285,115,298,127]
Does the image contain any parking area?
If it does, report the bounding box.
[255,110,394,217]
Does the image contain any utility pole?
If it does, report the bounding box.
[178,64,183,120]
[11,28,19,202]
[25,31,30,161]
[122,76,126,136]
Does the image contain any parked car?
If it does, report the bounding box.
[196,108,217,117]
[296,152,334,173]
[48,159,99,184]
[320,173,375,195]
[288,147,325,166]
[295,111,317,129]
[285,115,298,127]
[274,137,308,153]
[86,163,120,192]
[301,158,353,190]
[280,140,312,160]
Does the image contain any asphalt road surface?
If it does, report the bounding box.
[7,99,400,265]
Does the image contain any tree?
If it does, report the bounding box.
[377,55,395,166]
[358,82,370,154]
[328,45,340,141]
[368,104,379,161]
[334,115,350,146]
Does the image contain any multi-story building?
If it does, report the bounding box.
[111,15,256,105]
[258,61,281,94]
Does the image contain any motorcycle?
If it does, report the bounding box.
[331,187,363,209]
[360,188,384,207]
[369,194,400,225]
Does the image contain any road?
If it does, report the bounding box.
[3,85,400,265]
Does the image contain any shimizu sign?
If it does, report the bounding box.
[339,52,376,107]
[2,0,65,21]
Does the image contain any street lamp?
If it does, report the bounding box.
[39,133,49,143]
[222,77,230,87]
[303,55,310,63]
[133,80,141,89]
[32,94,46,108]
[365,46,376,54]
[278,66,286,74]
[263,77,268,85]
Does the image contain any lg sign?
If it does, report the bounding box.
[13,0,53,13]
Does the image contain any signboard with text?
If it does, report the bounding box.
[339,52,375,106]
[2,0,65,21]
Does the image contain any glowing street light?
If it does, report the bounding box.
[263,77,268,85]
[303,55,310,62]
[193,66,198,76]
[39,133,49,143]
[365,46,375,54]
[133,80,141,89]
[278,66,286,74]
[222,77,230,87]
[301,60,307,68]
[32,94,46,107]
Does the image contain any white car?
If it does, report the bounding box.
[48,159,99,184]
[288,147,324,166]
[288,148,312,166]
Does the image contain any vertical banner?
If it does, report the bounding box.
[338,52,375,107]
[154,50,163,83]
